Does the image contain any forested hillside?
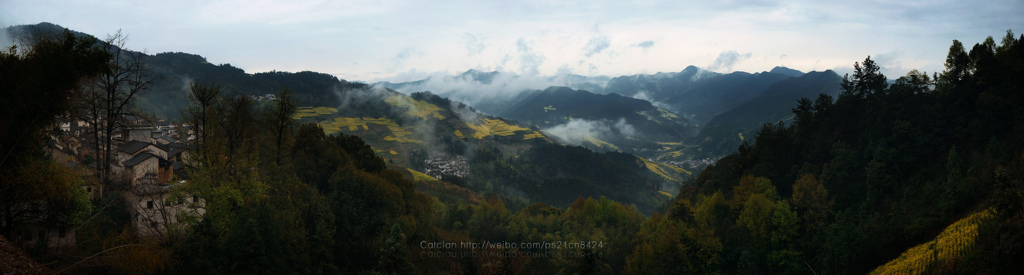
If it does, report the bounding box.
[658,32,1024,274]
[4,21,1022,274]
[695,70,842,158]
[6,23,689,216]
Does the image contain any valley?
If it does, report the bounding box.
[2,20,1022,274]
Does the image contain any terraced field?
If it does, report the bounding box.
[657,108,679,119]
[385,95,445,120]
[640,157,691,182]
[583,136,619,150]
[871,208,996,275]
[293,106,338,120]
[466,118,533,139]
[317,117,421,143]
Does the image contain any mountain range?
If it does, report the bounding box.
[3,22,842,210]
[3,22,699,213]
[382,65,842,159]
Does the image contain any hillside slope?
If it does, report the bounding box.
[662,34,1024,274]
[694,70,842,157]
[493,86,697,151]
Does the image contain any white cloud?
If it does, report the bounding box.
[583,36,610,57]
[707,50,752,73]
[543,119,610,145]
[542,118,639,146]
[632,91,670,109]
[631,40,655,52]
[1,0,1019,81]
[461,33,486,55]
[516,37,545,75]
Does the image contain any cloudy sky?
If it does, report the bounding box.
[2,0,1021,82]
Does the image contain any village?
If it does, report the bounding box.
[422,152,470,179]
[11,114,205,252]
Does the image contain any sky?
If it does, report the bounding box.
[2,0,1021,83]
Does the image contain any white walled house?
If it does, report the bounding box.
[125,182,205,237]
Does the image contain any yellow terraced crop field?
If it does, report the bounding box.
[663,150,684,158]
[583,136,619,150]
[407,168,438,182]
[640,157,691,182]
[317,117,421,143]
[293,106,339,120]
[467,118,532,139]
[871,208,995,275]
[385,95,445,120]
[523,131,545,140]
[658,108,679,119]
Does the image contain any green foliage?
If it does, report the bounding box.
[462,143,673,214]
[171,76,436,274]
[12,24,1024,274]
[665,32,1024,274]
[624,213,722,274]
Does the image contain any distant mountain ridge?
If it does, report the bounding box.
[4,22,689,214]
[380,65,843,160]
[10,22,846,165]
[695,70,842,156]
[493,86,697,149]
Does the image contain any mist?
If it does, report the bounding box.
[631,91,671,110]
[0,26,13,49]
[542,118,638,147]
[376,70,610,112]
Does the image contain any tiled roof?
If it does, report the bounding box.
[118,140,152,154]
[122,152,157,167]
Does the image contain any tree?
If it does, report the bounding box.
[889,70,931,96]
[790,174,833,232]
[1,28,106,172]
[737,193,777,241]
[939,40,970,89]
[181,81,222,150]
[839,56,887,100]
[624,213,722,274]
[0,28,105,242]
[0,157,93,242]
[261,88,296,166]
[768,201,802,274]
[941,146,967,215]
[378,223,413,274]
[79,30,155,185]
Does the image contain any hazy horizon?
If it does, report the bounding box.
[2,0,1021,83]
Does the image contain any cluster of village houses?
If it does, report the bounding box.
[423,153,470,179]
[10,115,204,251]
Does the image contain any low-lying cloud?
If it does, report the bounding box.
[0,28,11,49]
[377,70,609,113]
[631,90,671,110]
[542,118,637,147]
[707,50,752,73]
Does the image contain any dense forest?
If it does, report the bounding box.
[2,24,1023,274]
[661,31,1024,274]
